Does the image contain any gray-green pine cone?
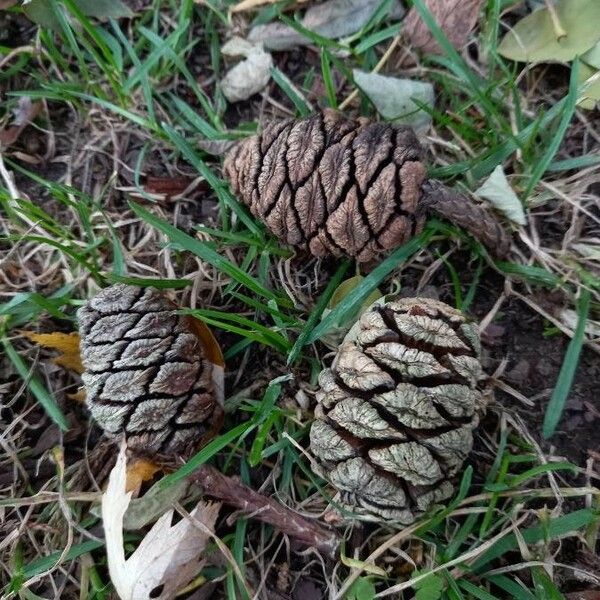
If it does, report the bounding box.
[223,109,510,262]
[309,297,489,523]
[78,284,218,457]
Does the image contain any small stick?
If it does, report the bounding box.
[189,464,340,557]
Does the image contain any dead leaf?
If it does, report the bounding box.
[0,97,43,149]
[352,70,434,130]
[22,331,84,374]
[197,138,237,156]
[403,0,483,54]
[125,458,161,495]
[189,317,225,408]
[230,0,308,13]
[123,479,192,530]
[474,164,527,225]
[0,0,19,8]
[67,389,87,403]
[143,175,197,198]
[103,443,221,600]
[220,37,273,102]
[248,0,404,51]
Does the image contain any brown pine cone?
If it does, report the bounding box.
[78,284,221,458]
[309,297,490,523]
[223,110,510,262]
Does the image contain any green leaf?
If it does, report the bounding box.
[71,0,132,18]
[474,165,526,225]
[346,577,376,600]
[307,230,432,344]
[583,40,600,68]
[578,63,600,110]
[543,288,591,438]
[1,335,69,431]
[413,571,444,600]
[498,0,600,63]
[24,0,132,30]
[473,509,597,571]
[129,201,283,305]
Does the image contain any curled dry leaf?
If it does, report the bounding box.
[103,443,220,600]
[474,165,526,226]
[220,37,273,103]
[0,97,43,149]
[403,0,484,54]
[248,0,404,51]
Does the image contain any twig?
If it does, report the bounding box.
[189,464,340,557]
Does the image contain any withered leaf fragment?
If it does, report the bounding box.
[78,284,220,458]
[223,110,510,262]
[309,297,490,522]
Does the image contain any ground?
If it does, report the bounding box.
[0,1,599,599]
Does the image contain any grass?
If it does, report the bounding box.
[1,0,599,598]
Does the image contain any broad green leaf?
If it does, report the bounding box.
[346,577,376,600]
[327,275,381,318]
[582,40,600,69]
[577,63,600,110]
[474,165,526,225]
[498,0,600,63]
[413,571,444,600]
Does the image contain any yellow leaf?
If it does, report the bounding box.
[22,331,84,374]
[125,458,161,495]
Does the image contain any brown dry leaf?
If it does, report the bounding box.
[125,458,161,495]
[22,331,84,374]
[143,175,197,198]
[190,317,225,408]
[103,443,221,600]
[230,0,307,13]
[67,389,87,403]
[403,0,483,54]
[0,0,19,7]
[0,97,43,148]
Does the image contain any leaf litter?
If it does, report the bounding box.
[102,443,220,600]
[247,0,404,51]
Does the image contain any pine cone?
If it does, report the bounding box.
[309,297,489,522]
[78,284,220,458]
[223,110,510,262]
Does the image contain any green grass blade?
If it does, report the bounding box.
[287,259,351,365]
[158,422,253,489]
[524,60,580,200]
[306,229,433,344]
[543,288,591,438]
[129,201,282,304]
[1,336,69,431]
